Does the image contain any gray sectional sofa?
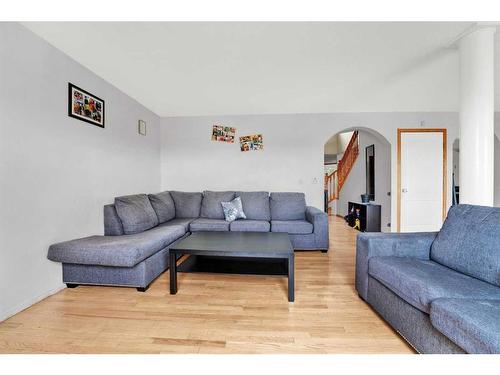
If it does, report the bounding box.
[356,204,500,354]
[48,191,328,291]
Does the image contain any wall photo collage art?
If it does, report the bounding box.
[68,83,105,128]
[212,125,236,143]
[211,124,264,152]
[239,134,264,152]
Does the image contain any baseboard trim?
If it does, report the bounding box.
[0,284,66,322]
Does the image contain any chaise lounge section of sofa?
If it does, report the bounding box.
[355,204,500,354]
[48,190,329,291]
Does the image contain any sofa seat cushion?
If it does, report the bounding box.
[271,220,313,234]
[190,218,229,232]
[430,298,500,353]
[368,256,500,313]
[148,191,176,223]
[159,218,196,232]
[47,225,185,268]
[114,194,159,234]
[170,191,203,218]
[230,219,270,232]
[236,191,270,221]
[430,204,500,287]
[201,191,235,219]
[270,192,306,220]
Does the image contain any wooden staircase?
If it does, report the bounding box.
[325,170,338,202]
[324,131,360,214]
[337,130,359,192]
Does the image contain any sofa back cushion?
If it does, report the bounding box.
[103,204,124,236]
[114,194,159,234]
[170,191,203,218]
[148,191,176,223]
[430,204,500,287]
[236,191,270,221]
[270,192,306,221]
[201,191,235,219]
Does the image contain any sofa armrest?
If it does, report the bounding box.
[305,206,329,250]
[355,231,437,300]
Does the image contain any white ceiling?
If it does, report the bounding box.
[22,22,500,117]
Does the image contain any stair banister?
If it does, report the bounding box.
[337,131,359,193]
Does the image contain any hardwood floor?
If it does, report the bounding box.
[0,217,413,354]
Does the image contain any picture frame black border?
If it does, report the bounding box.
[365,144,375,201]
[68,82,105,128]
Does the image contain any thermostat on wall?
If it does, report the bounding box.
[138,120,146,136]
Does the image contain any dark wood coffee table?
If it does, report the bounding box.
[169,232,295,302]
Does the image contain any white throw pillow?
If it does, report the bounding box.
[221,196,247,222]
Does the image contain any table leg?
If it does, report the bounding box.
[288,255,294,302]
[170,250,177,294]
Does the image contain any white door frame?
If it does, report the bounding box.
[397,128,447,232]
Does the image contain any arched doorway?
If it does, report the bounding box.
[324,127,392,232]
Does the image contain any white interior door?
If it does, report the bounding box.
[400,131,445,232]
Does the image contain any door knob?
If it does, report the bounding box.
[402,188,408,193]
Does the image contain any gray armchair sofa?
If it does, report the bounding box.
[356,204,500,354]
[48,191,328,291]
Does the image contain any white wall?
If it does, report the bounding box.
[324,131,353,156]
[324,135,339,155]
[338,132,354,155]
[161,112,460,229]
[337,131,392,232]
[0,23,161,321]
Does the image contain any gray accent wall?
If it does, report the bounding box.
[0,23,161,321]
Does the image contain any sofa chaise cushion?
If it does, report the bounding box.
[236,191,271,221]
[368,256,500,313]
[431,204,500,287]
[230,219,270,232]
[201,191,235,219]
[271,220,313,234]
[430,298,500,354]
[47,225,185,268]
[270,192,306,220]
[114,194,159,234]
[170,191,203,218]
[148,191,176,223]
[190,218,230,232]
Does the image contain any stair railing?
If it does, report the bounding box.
[324,170,338,202]
[337,130,359,192]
